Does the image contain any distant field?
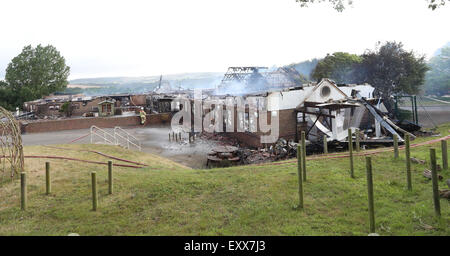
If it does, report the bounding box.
[67,84,103,89]
[0,124,449,235]
[69,72,224,87]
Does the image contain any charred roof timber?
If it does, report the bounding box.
[216,66,304,95]
[219,67,268,86]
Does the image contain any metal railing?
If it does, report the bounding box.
[90,125,141,151]
[90,125,116,145]
[114,126,142,151]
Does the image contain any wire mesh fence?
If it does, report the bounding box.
[396,96,450,129]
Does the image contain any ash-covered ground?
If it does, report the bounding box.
[21,127,223,169]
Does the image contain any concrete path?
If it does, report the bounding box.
[21,127,218,169]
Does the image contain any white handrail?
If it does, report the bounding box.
[114,126,139,142]
[90,125,116,145]
[114,126,142,151]
[115,132,141,151]
[90,125,142,151]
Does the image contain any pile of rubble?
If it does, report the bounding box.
[237,148,272,165]
[199,133,241,147]
[207,145,240,168]
[201,132,304,165]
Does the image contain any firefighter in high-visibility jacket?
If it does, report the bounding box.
[139,107,146,125]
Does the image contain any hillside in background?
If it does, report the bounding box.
[285,59,320,81]
[65,62,320,96]
[432,42,450,57]
[425,42,450,96]
[66,72,224,95]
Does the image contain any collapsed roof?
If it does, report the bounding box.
[215,66,304,95]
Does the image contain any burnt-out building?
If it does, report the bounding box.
[24,96,114,117]
[196,79,385,148]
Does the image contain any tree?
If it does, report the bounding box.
[359,41,429,108]
[424,47,450,96]
[60,101,73,117]
[4,44,70,109]
[309,42,429,111]
[0,81,15,110]
[296,0,449,12]
[311,52,362,83]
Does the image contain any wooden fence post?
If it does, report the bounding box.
[45,162,51,195]
[348,129,354,178]
[430,148,441,217]
[297,145,303,209]
[323,135,328,154]
[91,172,98,211]
[21,172,27,211]
[301,131,307,181]
[442,140,448,170]
[108,161,113,195]
[405,134,412,191]
[355,128,360,152]
[366,157,375,233]
[393,134,399,159]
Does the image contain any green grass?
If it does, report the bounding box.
[0,124,449,236]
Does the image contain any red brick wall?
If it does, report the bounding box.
[277,109,298,140]
[20,113,171,134]
[225,108,298,148]
[224,132,262,148]
[144,113,172,126]
[71,98,103,116]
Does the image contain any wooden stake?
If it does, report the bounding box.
[301,131,306,181]
[91,172,98,211]
[297,145,303,209]
[430,148,441,217]
[366,157,375,233]
[405,134,412,191]
[348,129,354,178]
[108,161,113,195]
[393,134,399,159]
[355,128,360,152]
[20,172,27,211]
[442,140,448,170]
[323,135,328,154]
[45,162,51,195]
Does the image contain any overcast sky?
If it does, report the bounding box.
[0,0,449,80]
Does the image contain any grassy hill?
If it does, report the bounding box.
[69,72,224,86]
[0,124,449,235]
[65,72,225,96]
